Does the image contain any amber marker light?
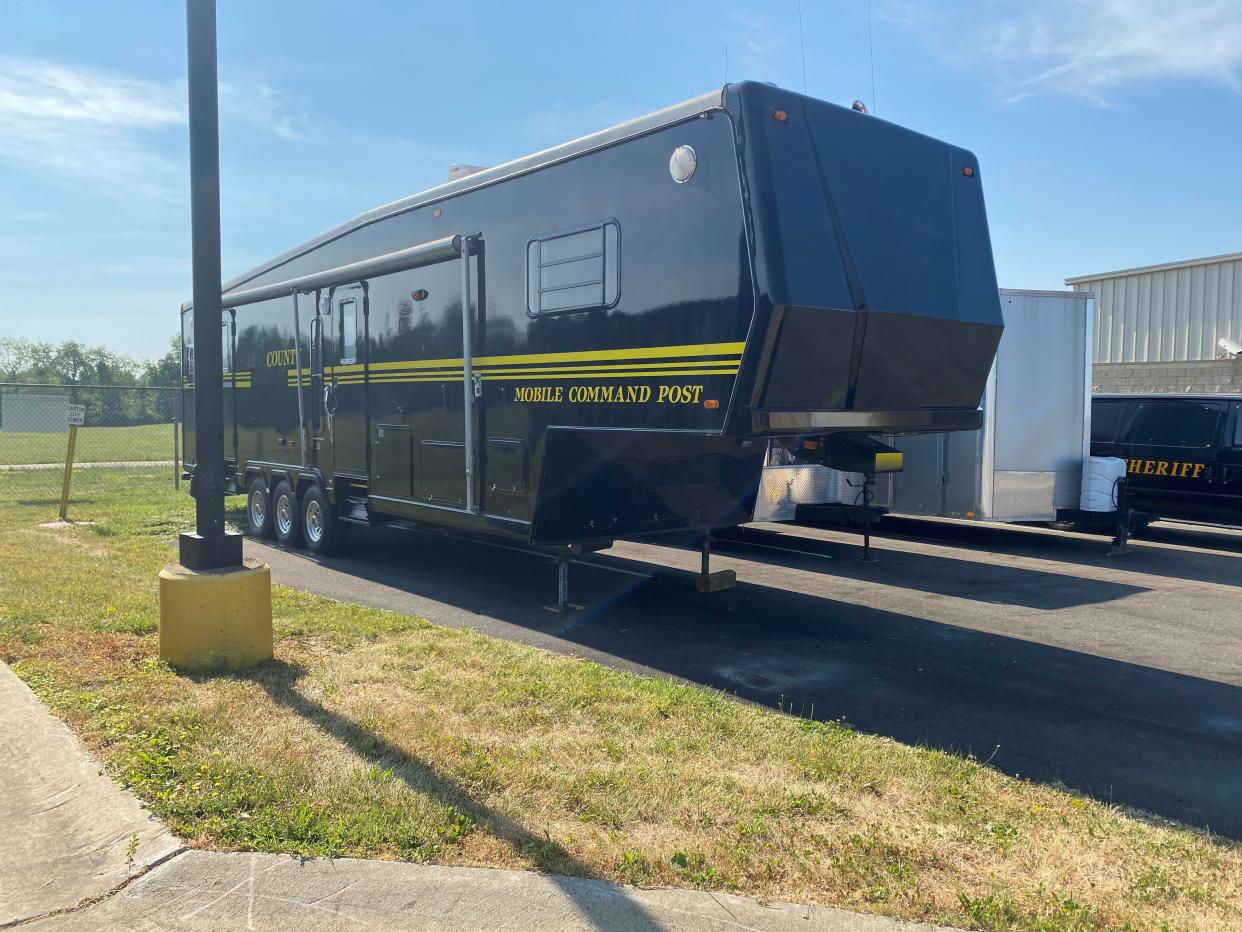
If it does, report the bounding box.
[703,399,720,410]
[772,109,788,123]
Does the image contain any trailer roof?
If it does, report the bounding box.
[191,88,727,310]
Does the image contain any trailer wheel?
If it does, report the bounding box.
[272,480,303,547]
[246,477,274,539]
[301,484,341,555]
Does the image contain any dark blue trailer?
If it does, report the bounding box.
[180,82,1003,596]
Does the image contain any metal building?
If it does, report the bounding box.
[1066,251,1242,394]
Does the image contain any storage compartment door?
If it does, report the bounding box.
[373,425,413,499]
[419,440,467,506]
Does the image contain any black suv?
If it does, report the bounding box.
[1091,393,1242,526]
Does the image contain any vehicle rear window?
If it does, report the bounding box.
[1090,400,1130,443]
[1128,401,1222,448]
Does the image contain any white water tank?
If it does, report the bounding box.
[1079,456,1127,512]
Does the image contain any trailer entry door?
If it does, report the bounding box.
[418,237,479,510]
[313,284,367,484]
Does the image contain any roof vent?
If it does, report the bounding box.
[448,163,488,182]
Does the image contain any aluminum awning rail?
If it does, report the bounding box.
[220,234,464,308]
[219,231,481,514]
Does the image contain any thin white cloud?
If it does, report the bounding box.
[880,0,1242,105]
[0,56,183,196]
[219,78,316,142]
[0,57,318,197]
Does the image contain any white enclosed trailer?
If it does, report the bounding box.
[878,289,1094,522]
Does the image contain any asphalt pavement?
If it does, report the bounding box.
[247,516,1242,838]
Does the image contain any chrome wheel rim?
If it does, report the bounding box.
[276,494,294,536]
[249,491,265,528]
[305,499,324,544]
[300,504,320,546]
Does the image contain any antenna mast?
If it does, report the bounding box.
[798,1,808,93]
[868,0,877,113]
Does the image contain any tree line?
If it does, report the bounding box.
[0,336,181,387]
[0,337,182,428]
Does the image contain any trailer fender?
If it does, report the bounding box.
[294,471,326,501]
[242,464,267,490]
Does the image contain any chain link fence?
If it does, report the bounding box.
[0,383,181,492]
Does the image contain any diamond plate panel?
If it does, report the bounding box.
[753,465,863,521]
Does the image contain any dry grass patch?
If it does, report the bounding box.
[1,470,1239,931]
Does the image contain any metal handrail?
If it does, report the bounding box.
[460,235,477,513]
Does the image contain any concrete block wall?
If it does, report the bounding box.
[1092,359,1242,394]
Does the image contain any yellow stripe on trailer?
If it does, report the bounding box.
[322,366,740,386]
[289,341,746,381]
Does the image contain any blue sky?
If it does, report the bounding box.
[1,0,1240,361]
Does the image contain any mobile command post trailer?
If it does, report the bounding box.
[759,290,1138,544]
[180,82,1004,602]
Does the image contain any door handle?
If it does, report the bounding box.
[323,381,337,441]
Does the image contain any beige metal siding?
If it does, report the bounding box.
[1069,253,1242,363]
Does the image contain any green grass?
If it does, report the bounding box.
[0,422,174,465]
[0,470,1239,931]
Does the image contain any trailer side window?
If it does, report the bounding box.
[1129,401,1222,448]
[340,298,358,364]
[527,221,619,315]
[1233,404,1242,447]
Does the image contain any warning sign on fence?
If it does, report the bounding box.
[65,404,85,427]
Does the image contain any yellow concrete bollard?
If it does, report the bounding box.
[158,558,273,672]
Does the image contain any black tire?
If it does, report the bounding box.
[272,480,303,547]
[245,476,274,539]
[301,484,342,555]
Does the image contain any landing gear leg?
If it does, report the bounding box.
[1109,476,1133,556]
[694,530,737,593]
[856,473,879,564]
[544,552,583,614]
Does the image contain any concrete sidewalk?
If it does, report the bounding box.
[26,851,949,931]
[1,660,949,931]
[0,662,181,926]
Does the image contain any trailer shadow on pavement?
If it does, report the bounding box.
[1132,520,1242,556]
[247,525,1242,840]
[707,526,1147,609]
[860,516,1242,589]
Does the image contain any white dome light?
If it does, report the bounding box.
[668,145,697,184]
